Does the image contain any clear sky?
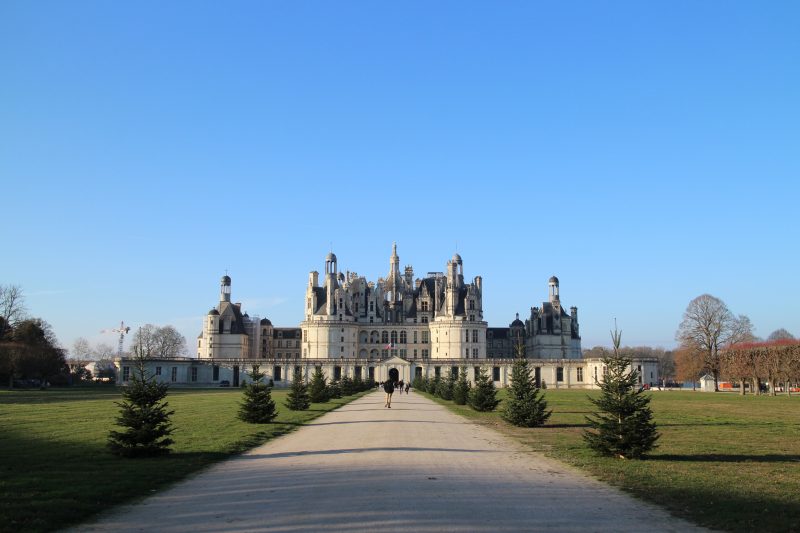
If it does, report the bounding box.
[2,1,798,354]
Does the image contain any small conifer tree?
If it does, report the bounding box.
[285,368,311,411]
[108,347,174,457]
[452,366,471,405]
[469,367,500,412]
[327,378,342,399]
[502,356,551,427]
[238,365,277,423]
[429,376,441,397]
[340,375,355,396]
[308,366,329,403]
[437,370,456,400]
[583,327,659,459]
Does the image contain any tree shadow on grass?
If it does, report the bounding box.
[650,453,800,463]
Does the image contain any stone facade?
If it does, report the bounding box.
[116,244,658,389]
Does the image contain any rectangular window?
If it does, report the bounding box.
[474,367,481,380]
[213,365,219,381]
[391,349,397,357]
[422,331,429,343]
[122,366,130,381]
[171,367,177,382]
[492,366,500,382]
[472,330,478,343]
[400,349,406,358]
[473,348,478,358]
[369,367,375,380]
[465,330,469,342]
[415,367,423,378]
[434,366,441,378]
[274,366,282,381]
[334,366,342,380]
[557,367,564,382]
[451,366,459,378]
[422,349,429,358]
[413,331,418,343]
[469,299,475,310]
[381,349,388,358]
[294,365,302,378]
[191,367,198,382]
[355,366,362,379]
[421,316,428,323]
[155,366,162,376]
[577,367,584,382]
[413,349,418,359]
[465,348,469,357]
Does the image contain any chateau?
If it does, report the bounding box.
[117,245,658,389]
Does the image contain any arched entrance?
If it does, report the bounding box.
[388,368,399,384]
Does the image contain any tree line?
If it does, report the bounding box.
[674,293,797,393]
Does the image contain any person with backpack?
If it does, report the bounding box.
[383,380,395,408]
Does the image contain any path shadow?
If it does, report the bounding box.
[242,446,501,460]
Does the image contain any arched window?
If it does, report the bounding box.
[399,331,407,344]
[382,331,389,344]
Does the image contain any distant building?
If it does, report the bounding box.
[117,244,657,389]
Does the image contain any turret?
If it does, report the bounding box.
[548,276,560,303]
[220,275,231,302]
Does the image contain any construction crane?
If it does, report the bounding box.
[101,321,131,358]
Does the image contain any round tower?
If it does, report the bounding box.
[548,275,560,303]
[220,275,232,302]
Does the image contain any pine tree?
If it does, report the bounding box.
[452,366,471,405]
[327,378,342,399]
[285,368,311,410]
[108,347,174,457]
[340,375,355,396]
[437,370,456,400]
[238,365,277,423]
[308,366,330,403]
[502,356,551,427]
[469,367,500,412]
[583,327,659,459]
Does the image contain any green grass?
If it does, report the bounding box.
[0,386,366,533]
[427,389,800,533]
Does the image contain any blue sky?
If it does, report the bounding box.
[2,1,798,353]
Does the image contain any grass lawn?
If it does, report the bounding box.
[0,385,366,533]
[428,389,800,533]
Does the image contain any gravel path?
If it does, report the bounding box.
[73,390,705,532]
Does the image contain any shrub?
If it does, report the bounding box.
[285,368,311,411]
[238,365,277,423]
[469,367,500,412]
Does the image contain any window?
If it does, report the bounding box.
[294,365,302,377]
[594,367,598,381]
[122,366,130,381]
[355,366,362,379]
[391,331,398,345]
[296,340,300,348]
[421,301,428,312]
[381,349,388,358]
[422,349,429,358]
[472,330,478,343]
[191,367,198,382]
[274,366,282,381]
[415,367,422,378]
[434,366,441,378]
[474,367,481,380]
[451,366,459,378]
[155,366,162,376]
[413,331,418,343]
[577,367,584,382]
[422,331,429,343]
[492,367,500,381]
[213,365,219,381]
[391,349,397,357]
[171,367,177,382]
[334,366,342,380]
[465,348,469,357]
[469,315,475,321]
[421,316,428,323]
[400,331,407,344]
[382,331,389,344]
[465,330,470,342]
[400,349,406,358]
[469,300,475,310]
[369,301,374,312]
[368,367,375,380]
[557,367,564,382]
[473,348,478,358]
[413,349,418,359]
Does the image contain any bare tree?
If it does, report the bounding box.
[767,328,795,341]
[72,337,92,360]
[131,324,186,359]
[676,294,740,391]
[0,285,27,338]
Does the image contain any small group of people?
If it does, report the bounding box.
[379,379,411,408]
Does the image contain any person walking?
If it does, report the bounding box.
[405,382,410,394]
[383,380,394,408]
